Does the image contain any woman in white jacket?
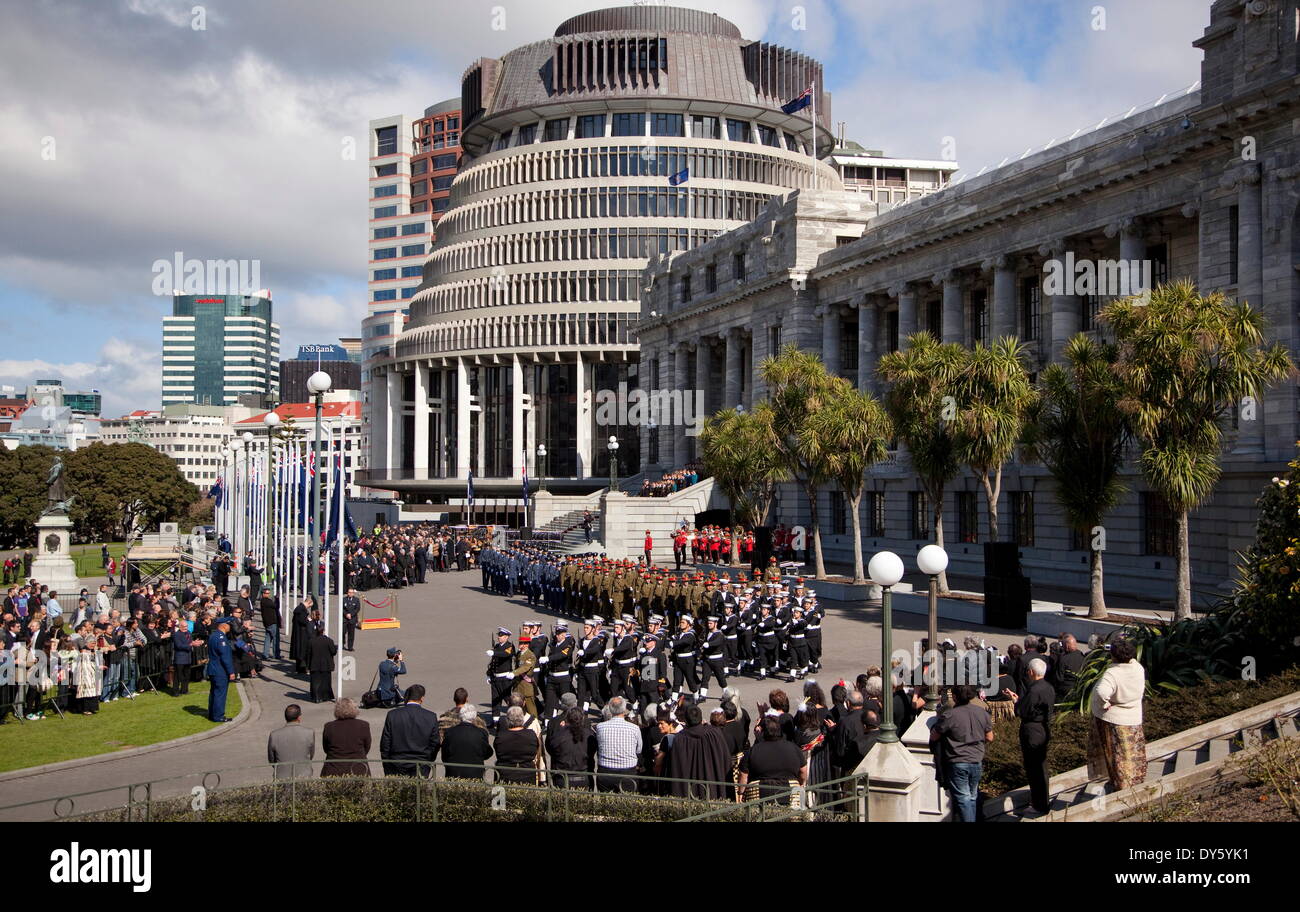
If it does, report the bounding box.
[1086,638,1147,790]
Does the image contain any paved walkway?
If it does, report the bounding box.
[0,564,1062,819]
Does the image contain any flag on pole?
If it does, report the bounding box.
[668,167,689,186]
[209,476,224,508]
[781,82,815,114]
[522,466,530,512]
[467,470,475,507]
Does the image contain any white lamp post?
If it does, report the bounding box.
[607,435,619,493]
[537,443,547,493]
[306,371,332,596]
[916,544,949,711]
[867,550,905,744]
[263,411,281,588]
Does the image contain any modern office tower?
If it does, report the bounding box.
[369,6,839,497]
[280,343,362,404]
[162,293,280,406]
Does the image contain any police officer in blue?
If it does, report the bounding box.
[207,618,236,722]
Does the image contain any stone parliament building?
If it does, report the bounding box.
[638,0,1300,600]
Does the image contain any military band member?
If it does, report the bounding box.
[755,604,779,680]
[788,606,810,679]
[637,626,667,713]
[804,594,824,673]
[486,626,516,724]
[720,602,740,673]
[512,633,539,717]
[575,617,607,712]
[608,617,637,700]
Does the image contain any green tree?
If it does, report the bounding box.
[878,332,967,593]
[1024,334,1132,619]
[0,445,58,547]
[760,346,839,578]
[699,404,788,533]
[65,442,200,541]
[1103,280,1293,620]
[954,337,1037,542]
[803,382,893,583]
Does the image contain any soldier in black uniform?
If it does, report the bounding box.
[699,615,728,700]
[788,605,810,678]
[575,617,607,712]
[608,617,637,701]
[485,626,516,725]
[636,624,667,714]
[804,594,824,673]
[542,622,575,717]
[755,603,779,680]
[720,602,739,674]
[670,615,699,701]
[341,588,361,651]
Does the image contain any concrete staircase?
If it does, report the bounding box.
[533,507,604,553]
[601,477,723,562]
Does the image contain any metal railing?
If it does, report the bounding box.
[0,760,868,823]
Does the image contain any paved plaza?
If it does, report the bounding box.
[0,564,1026,819]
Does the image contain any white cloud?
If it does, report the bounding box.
[0,338,161,418]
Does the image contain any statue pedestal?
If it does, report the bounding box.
[29,513,82,595]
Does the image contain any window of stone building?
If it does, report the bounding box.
[1142,492,1177,556]
[681,273,692,304]
[1228,206,1239,286]
[769,324,781,354]
[1020,276,1040,341]
[1148,242,1169,287]
[1080,294,1100,332]
[970,289,988,344]
[867,491,886,538]
[705,263,717,294]
[734,252,746,281]
[926,298,942,337]
[1010,491,1035,547]
[956,491,978,543]
[909,491,929,540]
[887,310,899,353]
[830,492,847,536]
[840,319,858,374]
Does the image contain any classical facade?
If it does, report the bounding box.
[369,6,848,495]
[639,0,1300,599]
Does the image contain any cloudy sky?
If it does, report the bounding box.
[0,0,1210,417]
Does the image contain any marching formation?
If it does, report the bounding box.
[476,545,824,723]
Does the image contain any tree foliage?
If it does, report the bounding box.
[65,442,200,541]
[698,405,788,530]
[0,445,59,547]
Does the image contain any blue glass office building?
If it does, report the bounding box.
[162,294,280,406]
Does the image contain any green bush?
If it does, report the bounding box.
[982,666,1300,796]
[71,777,855,823]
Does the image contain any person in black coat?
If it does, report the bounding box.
[259,589,282,660]
[493,706,541,784]
[1007,656,1056,816]
[441,707,494,780]
[379,684,441,778]
[305,629,337,703]
[170,622,193,695]
[545,706,594,788]
[290,598,312,674]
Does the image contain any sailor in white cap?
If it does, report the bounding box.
[699,615,728,700]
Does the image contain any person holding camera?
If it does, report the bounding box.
[378,647,407,708]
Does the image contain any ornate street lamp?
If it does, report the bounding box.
[537,443,547,493]
[607,435,619,493]
[868,550,905,744]
[916,544,949,712]
[307,371,332,596]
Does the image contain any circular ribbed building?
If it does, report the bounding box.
[370,5,840,495]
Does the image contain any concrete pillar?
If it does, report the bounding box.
[387,370,404,474]
[821,304,842,376]
[1040,240,1079,363]
[1236,168,1265,454]
[856,739,923,822]
[510,354,524,478]
[857,299,878,391]
[724,328,743,412]
[695,338,713,417]
[988,255,1017,341]
[372,367,390,477]
[751,323,768,404]
[894,284,917,346]
[575,354,591,478]
[901,711,951,821]
[455,358,470,478]
[412,362,428,479]
[935,271,964,345]
[673,343,689,467]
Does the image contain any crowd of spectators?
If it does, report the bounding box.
[637,464,700,497]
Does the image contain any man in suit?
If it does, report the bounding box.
[267,703,315,779]
[245,554,263,601]
[441,704,494,780]
[1007,656,1056,817]
[206,619,236,722]
[1049,633,1086,701]
[259,587,282,659]
[414,542,429,584]
[342,588,361,651]
[379,683,441,778]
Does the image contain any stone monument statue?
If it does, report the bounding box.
[41,456,76,517]
[32,454,80,591]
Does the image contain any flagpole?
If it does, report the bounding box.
[811,75,819,190]
[335,437,346,700]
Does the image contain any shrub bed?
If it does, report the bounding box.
[981,666,1300,797]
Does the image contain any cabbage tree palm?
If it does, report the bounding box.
[699,404,787,539]
[803,382,893,583]
[760,345,839,578]
[877,332,967,593]
[1024,334,1131,619]
[953,337,1037,542]
[1103,281,1293,620]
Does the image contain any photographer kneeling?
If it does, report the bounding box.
[378,647,407,708]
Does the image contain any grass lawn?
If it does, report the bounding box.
[0,681,241,773]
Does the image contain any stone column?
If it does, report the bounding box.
[1235,166,1264,454]
[387,370,404,474]
[455,358,470,478]
[695,337,713,416]
[575,354,591,478]
[372,366,390,478]
[857,298,878,391]
[821,304,842,376]
[934,270,964,345]
[1040,240,1079,364]
[510,354,524,478]
[750,324,768,406]
[985,255,1017,341]
[412,362,429,480]
[893,284,917,346]
[724,328,743,412]
[1107,216,1148,297]
[673,342,690,467]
